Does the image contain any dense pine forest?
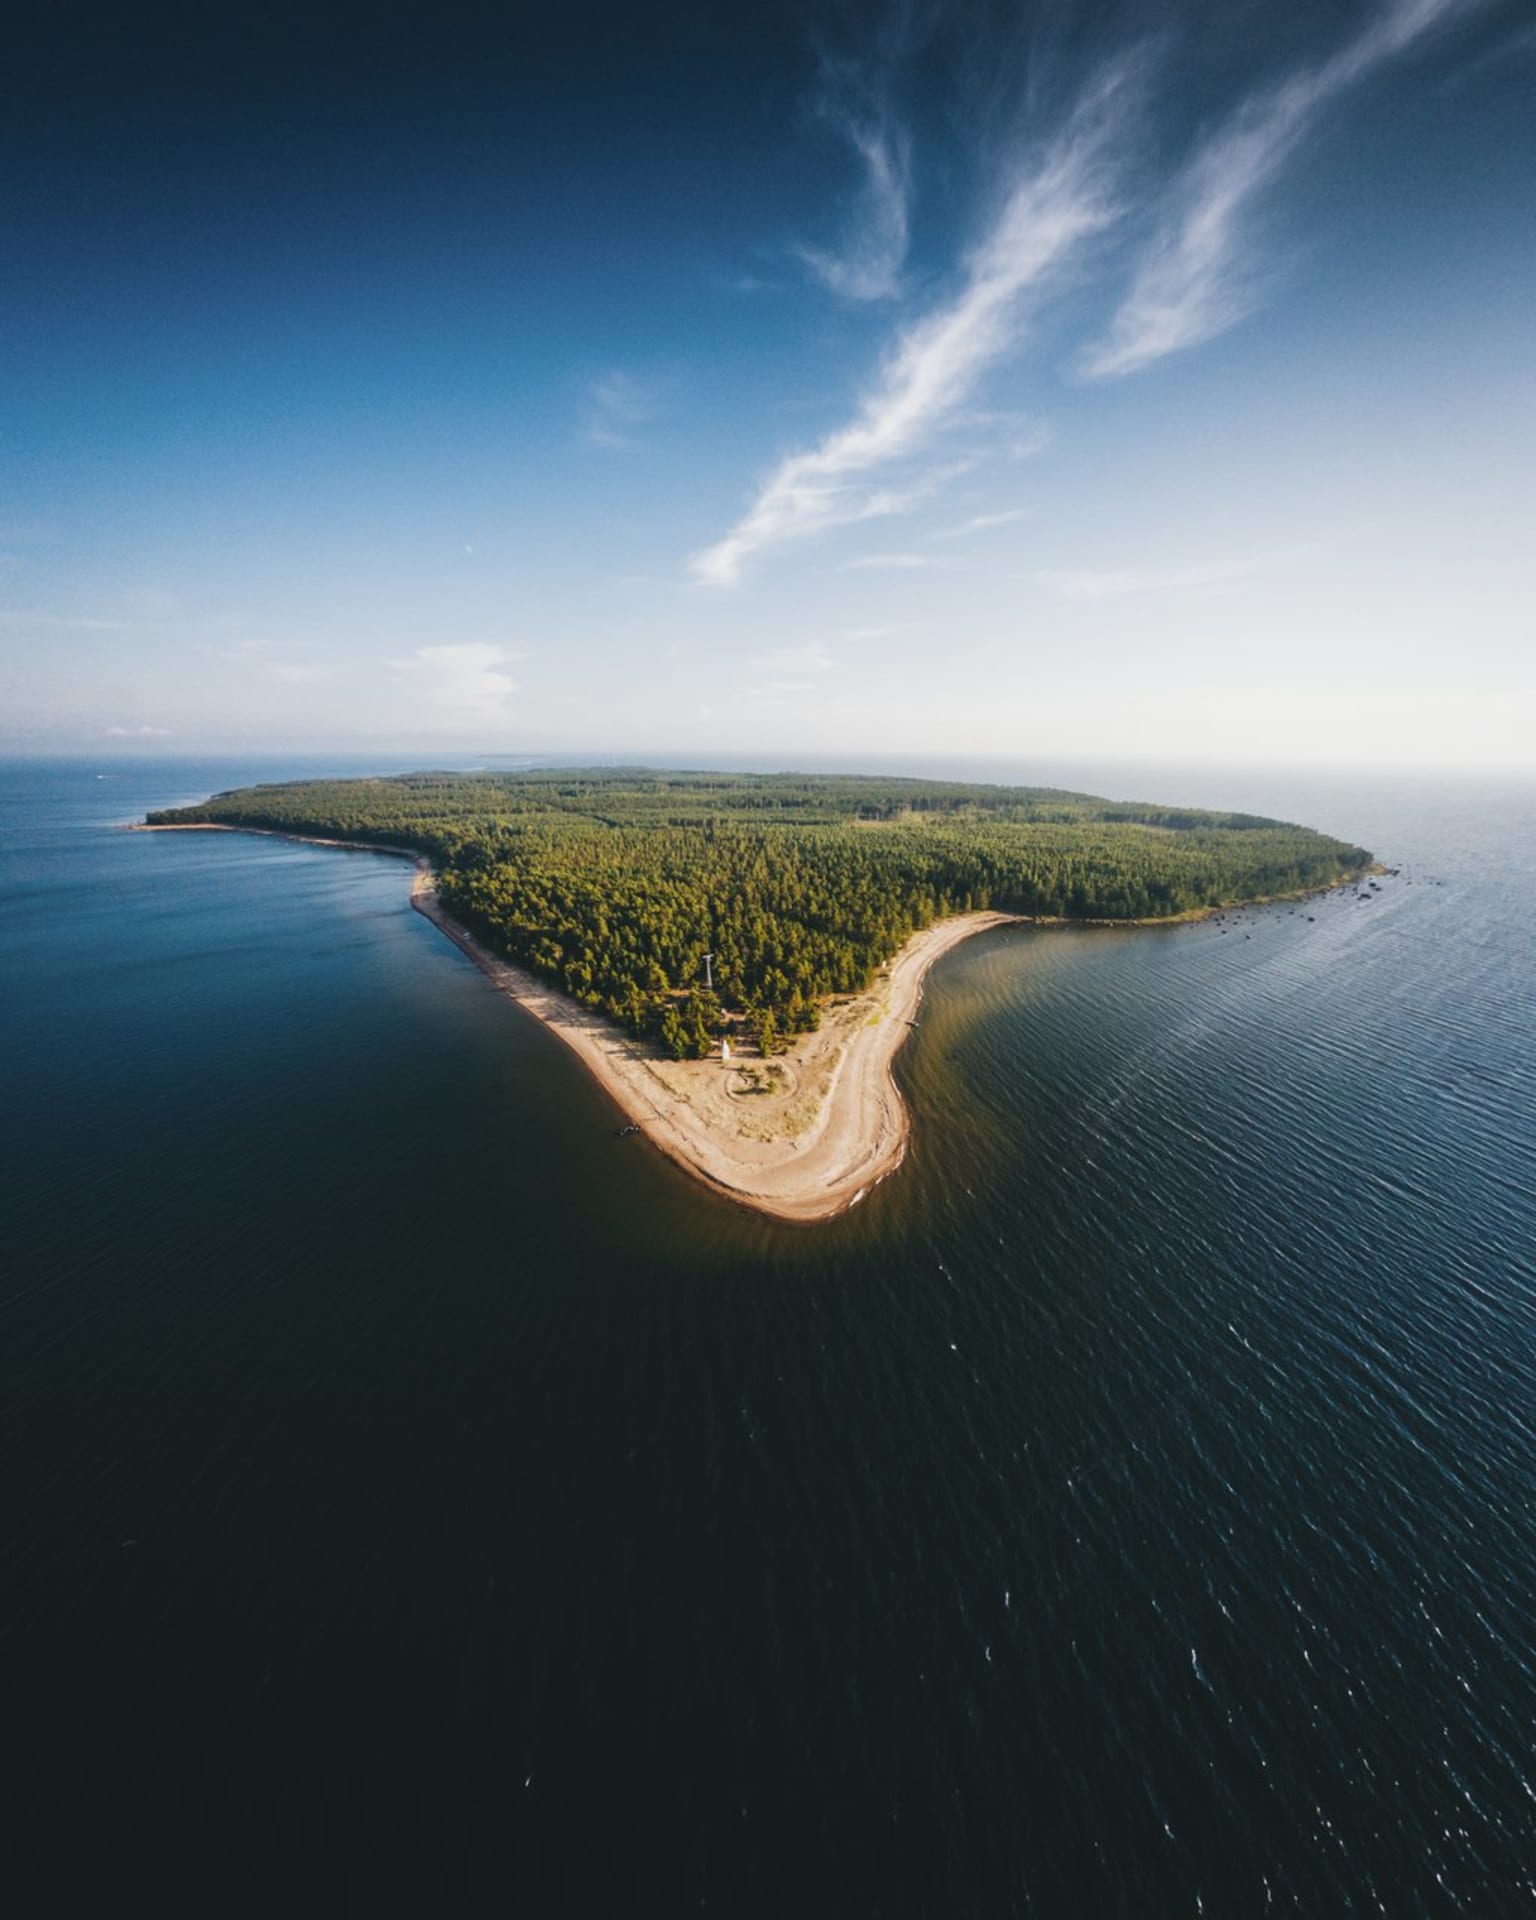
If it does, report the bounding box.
[149,769,1370,1057]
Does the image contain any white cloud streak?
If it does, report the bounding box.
[690,67,1132,585]
[798,112,910,302]
[582,371,657,448]
[932,505,1034,540]
[796,32,918,303]
[1082,0,1484,379]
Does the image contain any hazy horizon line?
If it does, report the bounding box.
[6,743,1533,783]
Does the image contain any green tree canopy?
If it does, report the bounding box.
[149,768,1369,1041]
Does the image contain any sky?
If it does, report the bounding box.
[3,0,1533,769]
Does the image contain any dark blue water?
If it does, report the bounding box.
[4,756,1534,1916]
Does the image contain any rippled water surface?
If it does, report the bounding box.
[4,757,1534,1916]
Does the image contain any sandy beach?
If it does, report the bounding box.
[411,869,1017,1222]
[133,820,1015,1220]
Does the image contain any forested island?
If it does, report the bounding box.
[148,768,1367,1044]
[145,769,1370,1218]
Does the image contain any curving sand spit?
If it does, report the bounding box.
[133,820,1016,1221]
[412,869,1017,1223]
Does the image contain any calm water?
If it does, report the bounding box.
[4,756,1534,1916]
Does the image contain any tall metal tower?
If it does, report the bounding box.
[702,952,714,992]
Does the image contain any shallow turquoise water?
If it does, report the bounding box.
[4,757,1534,1915]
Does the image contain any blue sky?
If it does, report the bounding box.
[3,0,1532,767]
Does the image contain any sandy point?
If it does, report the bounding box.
[407,871,1017,1223]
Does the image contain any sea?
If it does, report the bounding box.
[3,754,1534,1917]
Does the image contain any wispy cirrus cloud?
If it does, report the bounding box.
[693,1,1484,588]
[690,64,1133,586]
[797,59,911,302]
[1082,0,1486,379]
[932,505,1033,540]
[582,370,658,448]
[1004,419,1056,461]
[941,410,1054,464]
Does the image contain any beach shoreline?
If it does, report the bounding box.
[130,820,1018,1220]
[130,820,1368,1222]
[412,869,1016,1222]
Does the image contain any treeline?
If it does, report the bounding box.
[149,769,1369,1056]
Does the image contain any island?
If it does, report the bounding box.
[142,768,1371,1220]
